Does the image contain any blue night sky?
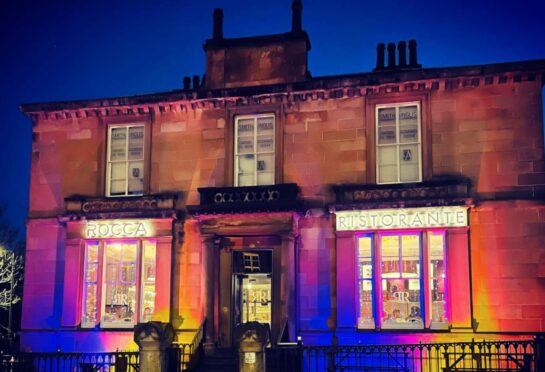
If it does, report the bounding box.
[1,0,544,236]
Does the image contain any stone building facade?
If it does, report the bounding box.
[19,1,545,352]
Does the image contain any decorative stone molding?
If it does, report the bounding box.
[332,178,472,210]
[196,183,299,214]
[64,193,181,218]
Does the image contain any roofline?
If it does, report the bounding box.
[20,58,545,114]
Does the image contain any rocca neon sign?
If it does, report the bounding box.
[85,220,153,238]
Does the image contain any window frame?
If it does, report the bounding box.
[356,229,449,331]
[365,93,431,184]
[81,239,157,329]
[105,124,146,197]
[375,102,422,184]
[225,106,283,187]
[233,113,276,187]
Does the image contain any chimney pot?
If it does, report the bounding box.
[213,8,223,40]
[183,76,191,90]
[376,43,385,70]
[387,42,396,69]
[192,75,200,90]
[398,41,407,67]
[291,0,303,32]
[409,39,418,67]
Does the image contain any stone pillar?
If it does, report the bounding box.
[234,322,271,372]
[134,322,175,372]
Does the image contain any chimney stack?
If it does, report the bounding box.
[398,41,407,68]
[291,0,303,32]
[192,75,200,90]
[387,43,396,69]
[183,76,191,90]
[213,8,223,40]
[408,39,419,67]
[375,43,385,70]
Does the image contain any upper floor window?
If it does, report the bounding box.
[234,114,275,186]
[107,125,145,196]
[357,231,447,330]
[376,102,421,184]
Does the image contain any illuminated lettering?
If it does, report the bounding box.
[456,211,466,225]
[335,207,468,231]
[412,213,424,226]
[85,220,151,239]
[398,213,408,227]
[381,214,393,227]
[444,211,453,224]
[428,212,439,225]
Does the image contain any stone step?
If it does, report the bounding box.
[198,347,238,372]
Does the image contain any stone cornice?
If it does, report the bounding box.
[20,59,545,123]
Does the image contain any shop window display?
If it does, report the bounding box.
[82,239,156,329]
[357,231,447,330]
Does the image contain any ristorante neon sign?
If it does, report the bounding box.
[85,220,153,238]
[335,206,468,231]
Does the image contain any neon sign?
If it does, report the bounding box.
[335,206,468,231]
[85,220,153,238]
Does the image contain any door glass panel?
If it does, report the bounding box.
[240,274,271,327]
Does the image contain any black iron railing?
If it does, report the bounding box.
[168,318,207,371]
[0,350,139,372]
[267,339,538,372]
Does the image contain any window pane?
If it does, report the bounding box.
[102,242,137,328]
[378,146,397,165]
[257,153,274,185]
[141,241,156,322]
[378,165,397,183]
[128,161,144,195]
[358,236,374,328]
[257,172,274,185]
[238,174,254,187]
[257,117,274,135]
[378,146,398,183]
[378,108,396,126]
[378,125,396,144]
[237,136,254,154]
[111,163,127,180]
[110,128,127,161]
[237,119,254,136]
[401,235,420,278]
[399,144,420,182]
[399,106,418,143]
[128,126,144,160]
[257,135,274,153]
[381,235,399,277]
[82,243,99,327]
[237,154,255,187]
[429,232,447,326]
[359,280,374,328]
